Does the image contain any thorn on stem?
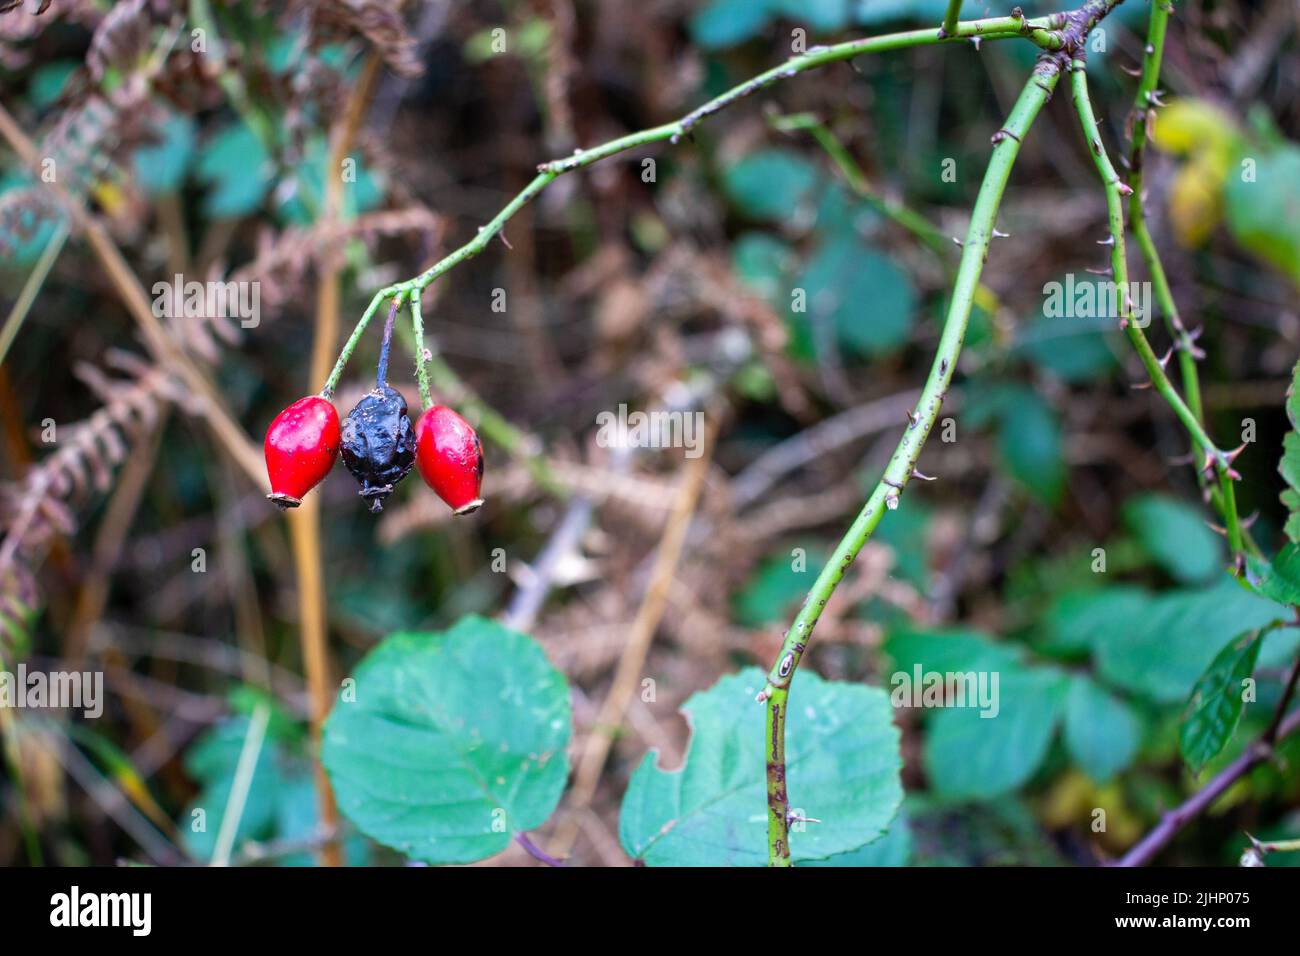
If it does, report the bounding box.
[911,468,937,481]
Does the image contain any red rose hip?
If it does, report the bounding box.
[264,396,341,508]
[414,405,484,515]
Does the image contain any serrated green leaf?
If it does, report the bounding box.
[1281,360,1300,543]
[804,810,911,866]
[1064,676,1140,782]
[619,668,902,866]
[1180,630,1262,773]
[1245,543,1300,606]
[923,667,1069,799]
[1123,492,1223,583]
[323,616,571,865]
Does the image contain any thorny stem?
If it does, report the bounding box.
[325,12,1082,394]
[762,61,1064,866]
[1067,60,1244,556]
[409,291,433,409]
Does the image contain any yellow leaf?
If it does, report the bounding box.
[1151,99,1237,158]
[1168,152,1226,247]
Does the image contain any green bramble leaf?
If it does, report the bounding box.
[619,668,902,866]
[789,234,916,360]
[323,616,571,865]
[722,148,819,221]
[1093,576,1286,702]
[923,667,1069,799]
[1179,630,1263,774]
[1063,676,1140,783]
[1123,492,1223,583]
[1280,358,1300,543]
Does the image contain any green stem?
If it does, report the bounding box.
[1125,3,1205,432]
[1067,59,1244,556]
[941,0,964,37]
[325,13,1073,392]
[410,291,433,409]
[762,60,1064,866]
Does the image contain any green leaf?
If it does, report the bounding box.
[923,668,1069,799]
[195,122,273,218]
[1180,630,1262,773]
[1280,359,1300,544]
[1224,143,1300,286]
[28,61,79,110]
[619,668,902,866]
[1094,577,1286,702]
[804,810,911,866]
[689,0,774,50]
[133,114,196,196]
[1245,543,1300,606]
[792,234,916,359]
[997,389,1065,505]
[1040,586,1152,656]
[884,626,1023,674]
[722,148,819,221]
[854,0,950,27]
[322,616,572,865]
[180,716,289,862]
[1014,278,1120,382]
[732,545,828,627]
[1064,676,1140,782]
[769,0,852,32]
[731,232,793,304]
[1123,492,1223,583]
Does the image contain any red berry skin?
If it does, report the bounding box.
[414,405,484,515]
[264,396,341,508]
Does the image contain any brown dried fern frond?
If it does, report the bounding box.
[86,0,153,81]
[302,0,423,79]
[0,355,188,633]
[228,204,444,314]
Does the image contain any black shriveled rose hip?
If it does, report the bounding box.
[341,301,415,513]
[342,383,415,511]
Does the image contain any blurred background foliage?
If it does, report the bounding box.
[1,0,1299,866]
